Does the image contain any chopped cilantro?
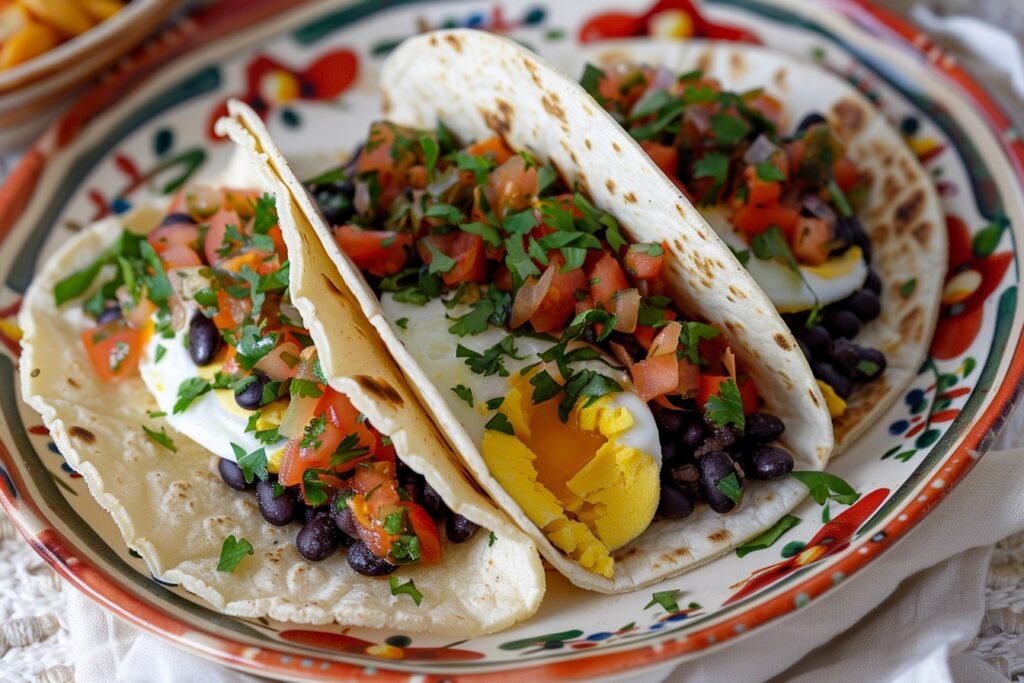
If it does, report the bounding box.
[856,360,881,376]
[451,384,474,407]
[395,317,409,330]
[424,202,463,223]
[456,336,521,377]
[300,413,327,449]
[302,469,329,506]
[790,471,861,506]
[709,113,750,146]
[485,413,515,435]
[154,345,166,363]
[383,510,404,535]
[146,410,166,419]
[827,178,853,217]
[693,153,730,204]
[488,531,497,547]
[448,288,511,337]
[644,589,680,613]
[173,377,212,414]
[735,515,801,558]
[231,443,268,484]
[388,575,423,605]
[419,134,439,179]
[678,322,720,366]
[244,412,261,433]
[754,161,786,182]
[255,426,281,445]
[459,221,503,248]
[143,425,176,452]
[529,370,562,404]
[290,378,324,399]
[900,278,917,297]
[330,433,370,467]
[704,378,745,430]
[751,225,800,273]
[485,397,505,411]
[728,244,751,266]
[716,472,742,504]
[217,535,253,573]
[390,535,421,563]
[580,63,606,102]
[234,324,278,370]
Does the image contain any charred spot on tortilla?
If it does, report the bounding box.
[831,98,868,137]
[882,175,900,202]
[913,221,933,247]
[708,529,731,544]
[428,34,438,46]
[611,141,621,153]
[624,191,637,203]
[541,94,567,125]
[729,285,748,300]
[728,51,746,80]
[605,178,616,194]
[354,375,404,407]
[30,368,40,378]
[808,388,820,408]
[67,378,80,388]
[69,426,95,443]
[773,333,792,351]
[481,99,514,136]
[895,190,926,230]
[585,138,593,150]
[899,307,925,342]
[695,51,713,74]
[443,34,463,52]
[773,67,788,90]
[523,56,543,87]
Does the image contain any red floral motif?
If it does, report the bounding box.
[207,50,359,140]
[278,630,484,662]
[724,488,890,605]
[932,215,1013,360]
[579,0,759,44]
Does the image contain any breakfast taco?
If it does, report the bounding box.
[19,135,544,635]
[571,40,947,452]
[222,28,834,593]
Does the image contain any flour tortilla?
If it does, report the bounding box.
[569,39,947,453]
[19,140,544,635]
[223,28,834,593]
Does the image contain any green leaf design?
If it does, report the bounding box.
[735,515,800,558]
[644,589,681,613]
[972,221,1005,257]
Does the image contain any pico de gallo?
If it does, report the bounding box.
[580,63,887,419]
[305,119,798,520]
[56,186,479,580]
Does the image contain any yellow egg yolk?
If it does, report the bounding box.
[479,374,660,578]
[817,379,847,418]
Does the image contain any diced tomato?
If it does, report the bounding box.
[407,165,428,190]
[334,225,412,278]
[743,92,783,127]
[641,142,679,177]
[443,232,487,285]
[356,122,419,178]
[159,245,202,269]
[267,224,287,260]
[731,205,800,239]
[318,389,378,460]
[587,252,630,309]
[597,68,649,110]
[697,373,760,416]
[212,289,251,330]
[624,244,665,281]
[80,322,143,381]
[831,157,860,190]
[277,439,303,487]
[398,502,442,564]
[529,254,588,333]
[493,264,514,292]
[219,249,270,274]
[791,216,832,266]
[488,155,537,219]
[203,208,242,265]
[222,188,261,217]
[746,179,781,206]
[634,310,677,350]
[465,136,514,165]
[631,354,680,402]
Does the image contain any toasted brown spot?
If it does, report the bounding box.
[695,52,712,74]
[882,176,900,203]
[605,178,616,195]
[585,139,592,150]
[809,388,820,407]
[708,529,731,544]
[69,426,95,443]
[429,35,438,46]
[624,192,637,203]
[832,98,867,137]
[612,141,621,153]
[354,375,404,407]
[900,306,924,342]
[67,378,80,388]
[773,67,788,89]
[728,285,747,300]
[895,189,925,229]
[773,333,792,351]
[443,34,463,52]
[30,368,39,378]
[672,546,692,558]
[912,221,932,247]
[381,92,392,116]
[541,94,566,123]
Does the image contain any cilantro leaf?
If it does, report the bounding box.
[754,161,786,182]
[217,535,253,573]
[290,378,324,399]
[139,241,173,305]
[485,413,515,435]
[693,153,730,204]
[790,471,861,506]
[751,225,800,274]
[704,378,745,430]
[300,413,327,449]
[710,113,750,146]
[529,370,562,404]
[143,425,176,452]
[459,221,502,247]
[424,202,463,223]
[234,325,278,370]
[716,472,743,504]
[231,443,268,484]
[423,240,457,275]
[252,193,278,234]
[456,336,521,377]
[900,278,917,297]
[735,515,801,558]
[488,531,497,547]
[390,535,421,563]
[419,134,439,179]
[388,575,423,605]
[451,384,474,407]
[173,377,212,414]
[580,63,606,102]
[383,510,405,535]
[448,288,511,337]
[678,322,720,366]
[302,469,329,507]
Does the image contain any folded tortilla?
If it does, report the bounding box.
[223,28,835,593]
[19,134,544,635]
[569,39,947,453]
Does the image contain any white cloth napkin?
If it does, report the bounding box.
[66,7,1024,683]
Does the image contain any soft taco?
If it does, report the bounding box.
[19,131,544,635]
[570,40,947,452]
[223,28,834,593]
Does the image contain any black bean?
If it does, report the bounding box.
[829,215,854,254]
[218,459,251,491]
[446,514,479,543]
[652,405,686,435]
[421,481,448,520]
[661,441,683,468]
[295,501,319,525]
[188,312,222,366]
[96,306,122,324]
[346,540,397,576]
[695,435,731,459]
[680,418,706,451]
[712,425,742,449]
[844,289,881,322]
[296,512,341,561]
[797,338,812,363]
[657,483,695,519]
[699,451,740,513]
[864,269,882,295]
[822,309,861,340]
[745,413,785,443]
[608,331,645,363]
[331,494,361,540]
[256,478,295,526]
[796,112,827,134]
[813,361,853,399]
[750,446,795,479]
[234,370,270,411]
[849,216,873,262]
[830,339,887,381]
[161,211,197,226]
[796,323,831,356]
[312,182,355,225]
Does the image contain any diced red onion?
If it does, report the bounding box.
[255,341,301,381]
[648,321,682,359]
[743,134,781,165]
[801,193,837,222]
[354,180,371,216]
[510,265,555,329]
[684,105,713,134]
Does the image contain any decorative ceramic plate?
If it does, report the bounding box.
[1,0,1022,680]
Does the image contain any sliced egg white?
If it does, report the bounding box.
[703,206,868,313]
[381,294,663,577]
[138,320,287,463]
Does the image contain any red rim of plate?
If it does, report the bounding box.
[1,0,1022,679]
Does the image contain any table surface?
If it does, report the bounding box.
[2,1,1024,681]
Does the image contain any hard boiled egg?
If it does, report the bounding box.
[703,206,868,313]
[381,294,662,578]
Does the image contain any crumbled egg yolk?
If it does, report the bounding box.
[817,379,847,418]
[480,373,660,578]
